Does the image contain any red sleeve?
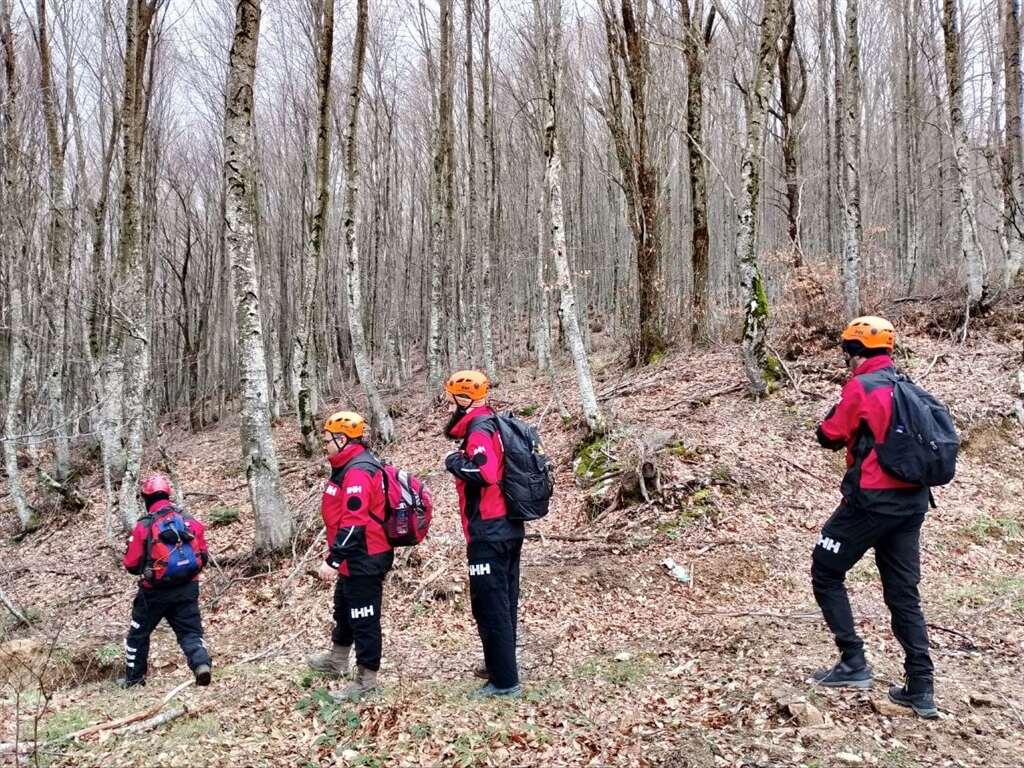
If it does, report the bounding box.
[337,467,374,527]
[123,521,148,573]
[819,378,865,444]
[321,478,345,560]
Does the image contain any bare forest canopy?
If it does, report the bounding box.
[2,0,1023,542]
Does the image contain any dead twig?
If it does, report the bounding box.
[0,586,32,628]
[926,622,978,650]
[778,455,832,485]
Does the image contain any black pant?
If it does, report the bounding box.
[811,504,933,682]
[124,581,211,682]
[468,538,523,689]
[332,574,386,671]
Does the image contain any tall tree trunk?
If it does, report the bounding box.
[35,0,72,482]
[535,183,552,372]
[778,0,806,263]
[815,0,834,257]
[223,0,293,553]
[464,0,479,364]
[600,0,666,366]
[737,0,785,396]
[342,0,395,444]
[114,0,158,530]
[841,0,862,317]
[680,0,714,343]
[1004,0,1024,288]
[426,0,453,392]
[538,0,604,434]
[901,0,921,292]
[479,0,496,376]
[942,0,987,309]
[1,0,36,530]
[294,0,334,456]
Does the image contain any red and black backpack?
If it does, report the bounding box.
[142,507,204,587]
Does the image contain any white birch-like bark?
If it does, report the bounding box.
[942,0,987,308]
[114,0,157,530]
[35,0,72,482]
[426,0,453,393]
[479,0,496,377]
[293,0,334,455]
[1,0,35,529]
[223,0,293,553]
[538,0,604,435]
[535,196,552,372]
[841,0,862,318]
[736,0,785,396]
[1004,0,1024,288]
[342,0,394,444]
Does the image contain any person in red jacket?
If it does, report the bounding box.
[810,317,936,718]
[444,370,524,698]
[307,411,393,702]
[121,473,211,688]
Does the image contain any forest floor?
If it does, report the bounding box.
[2,307,1024,767]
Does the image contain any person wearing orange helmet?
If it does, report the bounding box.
[810,317,936,718]
[443,370,525,698]
[120,473,212,688]
[308,411,393,702]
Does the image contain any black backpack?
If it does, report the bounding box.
[490,413,555,521]
[874,375,959,487]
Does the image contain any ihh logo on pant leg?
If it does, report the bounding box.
[351,605,375,619]
[468,563,491,577]
[817,535,841,554]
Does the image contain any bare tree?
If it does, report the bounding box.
[841,0,862,317]
[599,0,666,366]
[426,0,454,392]
[680,0,715,342]
[1004,0,1024,288]
[479,0,497,377]
[1,0,35,530]
[34,0,72,482]
[776,0,806,263]
[942,0,988,310]
[734,0,786,395]
[341,0,394,443]
[113,0,159,529]
[223,0,293,553]
[536,0,604,434]
[293,0,335,456]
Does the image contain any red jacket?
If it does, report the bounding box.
[322,443,393,576]
[445,407,524,543]
[123,499,209,588]
[817,355,929,515]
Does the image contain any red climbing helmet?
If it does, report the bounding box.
[139,473,173,498]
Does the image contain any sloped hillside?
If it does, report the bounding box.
[2,326,1023,767]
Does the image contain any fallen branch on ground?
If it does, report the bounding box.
[121,705,194,735]
[778,455,832,485]
[926,623,978,650]
[0,586,32,627]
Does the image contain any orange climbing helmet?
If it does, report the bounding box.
[445,370,489,407]
[323,411,366,439]
[841,316,895,352]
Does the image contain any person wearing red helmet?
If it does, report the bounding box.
[809,317,936,718]
[120,473,212,688]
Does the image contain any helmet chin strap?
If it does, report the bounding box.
[330,433,348,453]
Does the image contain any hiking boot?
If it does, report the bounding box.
[306,644,351,677]
[116,677,145,689]
[810,659,873,689]
[329,666,378,702]
[194,664,212,687]
[888,682,938,719]
[472,664,489,680]
[469,682,522,699]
